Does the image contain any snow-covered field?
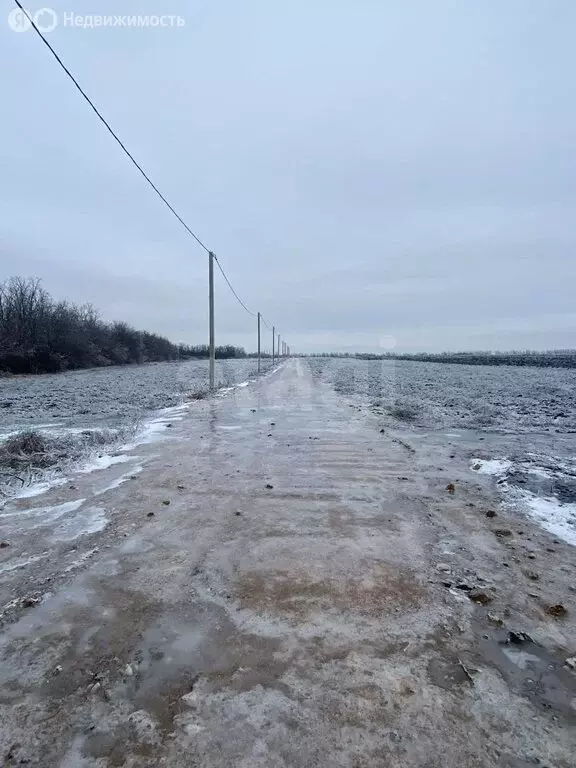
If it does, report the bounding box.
[0,358,271,501]
[310,357,576,547]
[308,357,576,433]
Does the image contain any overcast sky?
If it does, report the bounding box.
[1,0,575,353]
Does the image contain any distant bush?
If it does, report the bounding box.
[0,277,246,375]
[4,430,47,456]
[387,401,421,422]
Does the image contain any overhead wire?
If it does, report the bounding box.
[13,0,288,347]
[13,0,211,254]
[212,255,257,317]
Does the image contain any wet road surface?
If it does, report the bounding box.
[0,360,575,767]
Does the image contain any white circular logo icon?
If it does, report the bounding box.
[7,7,32,31]
[7,7,58,33]
[33,7,58,32]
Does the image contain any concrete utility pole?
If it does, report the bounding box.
[278,334,281,359]
[209,251,215,390]
[272,326,275,366]
[257,312,261,373]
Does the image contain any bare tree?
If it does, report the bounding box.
[0,277,246,375]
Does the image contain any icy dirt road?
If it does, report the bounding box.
[0,360,575,767]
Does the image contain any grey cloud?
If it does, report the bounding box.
[1,0,575,352]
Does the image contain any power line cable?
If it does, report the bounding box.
[213,255,257,317]
[14,1,281,339]
[13,0,210,254]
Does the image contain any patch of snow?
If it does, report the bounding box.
[514,493,576,547]
[471,458,512,476]
[526,466,553,479]
[78,454,133,473]
[123,414,182,448]
[472,454,576,547]
[236,381,250,388]
[448,588,471,604]
[157,404,189,417]
[0,498,85,523]
[13,477,67,500]
[4,422,65,433]
[95,465,143,495]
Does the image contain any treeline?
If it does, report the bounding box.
[300,350,576,369]
[0,277,245,374]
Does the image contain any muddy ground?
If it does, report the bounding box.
[0,360,574,767]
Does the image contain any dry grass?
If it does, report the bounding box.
[0,430,53,469]
[387,400,421,422]
[187,390,207,401]
[0,425,135,485]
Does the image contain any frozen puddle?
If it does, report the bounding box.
[471,455,576,546]
[50,506,108,542]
